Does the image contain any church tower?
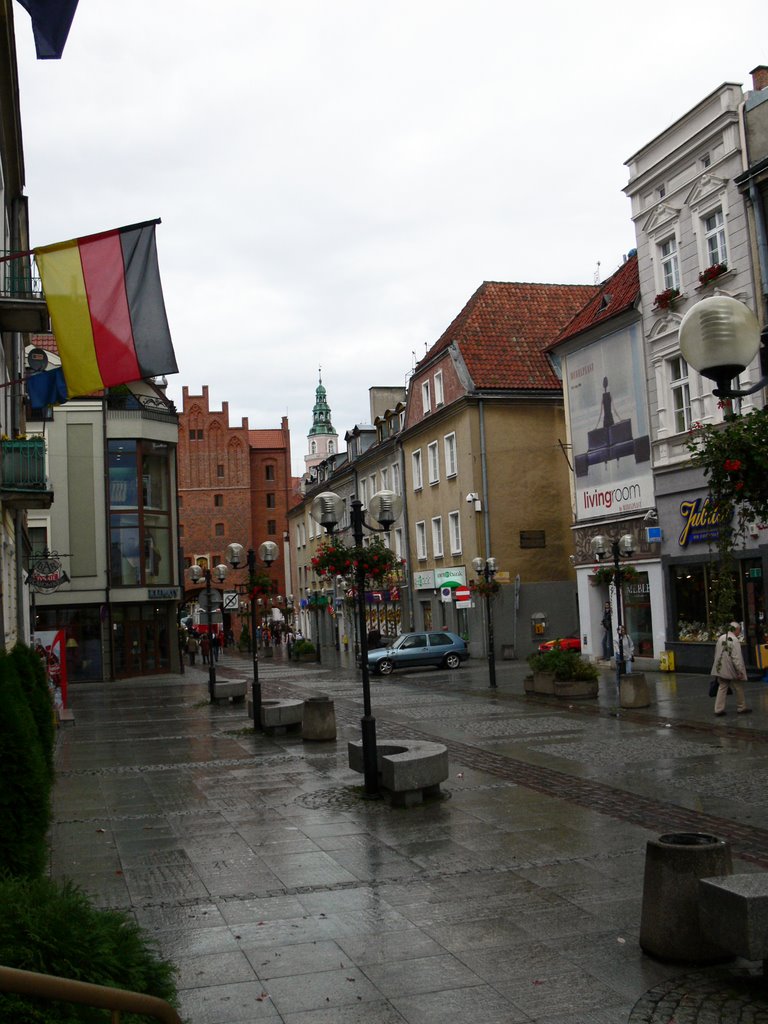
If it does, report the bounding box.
[304,370,338,478]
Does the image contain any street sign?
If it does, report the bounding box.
[222,591,239,611]
[455,585,471,602]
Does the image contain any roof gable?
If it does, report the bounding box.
[552,255,639,347]
[418,280,599,391]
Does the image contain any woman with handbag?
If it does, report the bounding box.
[710,622,751,717]
[616,625,634,674]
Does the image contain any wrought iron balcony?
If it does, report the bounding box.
[0,438,53,508]
[0,252,49,333]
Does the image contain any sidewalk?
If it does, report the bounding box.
[50,652,768,1023]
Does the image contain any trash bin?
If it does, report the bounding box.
[659,650,675,672]
[302,697,336,741]
[639,832,733,963]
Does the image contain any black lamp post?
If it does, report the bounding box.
[310,489,402,798]
[591,533,635,697]
[189,561,228,702]
[225,540,278,731]
[472,556,498,689]
[679,294,766,400]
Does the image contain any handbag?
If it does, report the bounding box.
[708,678,733,698]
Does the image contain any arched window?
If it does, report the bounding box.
[328,440,335,454]
[310,440,317,455]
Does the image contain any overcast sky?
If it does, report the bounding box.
[13,1,765,474]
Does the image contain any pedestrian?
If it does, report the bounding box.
[601,602,613,661]
[187,634,199,666]
[211,631,220,662]
[710,621,751,716]
[200,633,211,665]
[616,625,634,673]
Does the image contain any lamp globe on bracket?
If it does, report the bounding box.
[679,295,761,397]
[368,490,403,529]
[590,535,608,561]
[618,534,635,558]
[258,540,279,566]
[310,491,346,534]
[225,543,245,569]
[189,565,203,583]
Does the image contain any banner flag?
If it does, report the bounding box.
[27,366,68,408]
[34,220,177,399]
[15,0,79,59]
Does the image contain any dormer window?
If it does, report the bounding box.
[422,380,431,414]
[434,370,444,407]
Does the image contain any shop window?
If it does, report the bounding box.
[108,440,172,587]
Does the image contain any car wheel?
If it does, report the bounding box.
[377,659,394,676]
[444,653,461,670]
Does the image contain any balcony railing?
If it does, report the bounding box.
[0,251,43,300]
[1,437,48,490]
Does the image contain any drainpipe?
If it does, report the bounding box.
[478,399,491,556]
[397,440,414,631]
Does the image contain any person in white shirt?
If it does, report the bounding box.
[616,625,634,674]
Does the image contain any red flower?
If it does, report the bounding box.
[724,459,742,472]
[735,481,745,490]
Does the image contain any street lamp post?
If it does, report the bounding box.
[591,533,635,699]
[472,556,498,689]
[309,489,402,798]
[189,561,228,702]
[225,540,278,731]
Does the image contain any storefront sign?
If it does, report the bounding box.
[148,587,181,600]
[413,570,435,590]
[435,567,467,587]
[27,552,69,593]
[678,497,729,547]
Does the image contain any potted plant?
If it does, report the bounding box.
[293,639,317,662]
[470,578,501,598]
[654,287,680,310]
[311,537,402,585]
[698,262,728,287]
[527,646,599,699]
[589,564,640,587]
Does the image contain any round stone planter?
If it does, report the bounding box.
[620,672,651,708]
[531,671,556,695]
[639,832,733,963]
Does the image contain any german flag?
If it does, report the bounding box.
[34,220,177,399]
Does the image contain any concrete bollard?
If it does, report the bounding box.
[639,832,733,963]
[620,672,651,708]
[302,697,337,741]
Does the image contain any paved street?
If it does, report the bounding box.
[50,650,768,1023]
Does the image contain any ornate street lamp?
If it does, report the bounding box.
[679,294,765,399]
[189,561,228,702]
[472,556,498,689]
[225,540,278,730]
[590,533,635,697]
[309,488,403,798]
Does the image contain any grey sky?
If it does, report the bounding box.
[14,1,764,474]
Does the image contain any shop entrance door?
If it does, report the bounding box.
[113,606,170,678]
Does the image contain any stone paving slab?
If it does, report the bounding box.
[48,655,768,1022]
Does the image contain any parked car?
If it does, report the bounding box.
[367,631,469,675]
[538,632,582,653]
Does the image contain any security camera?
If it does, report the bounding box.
[643,508,659,524]
[466,492,478,503]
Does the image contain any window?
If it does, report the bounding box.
[444,433,457,477]
[434,370,444,407]
[669,356,692,434]
[448,511,461,554]
[369,474,376,497]
[266,493,276,508]
[658,184,666,199]
[217,464,224,478]
[412,450,423,490]
[265,465,275,481]
[214,494,223,507]
[360,478,368,506]
[28,524,48,556]
[428,442,440,484]
[267,520,276,534]
[659,237,680,291]
[188,428,203,440]
[520,531,546,548]
[215,522,224,536]
[422,381,431,414]
[394,527,404,560]
[704,209,727,267]
[392,462,401,495]
[432,517,444,558]
[108,440,171,587]
[381,467,389,490]
[415,521,427,559]
[328,440,335,454]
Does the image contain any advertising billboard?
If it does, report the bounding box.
[566,323,654,522]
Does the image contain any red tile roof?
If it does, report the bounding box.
[552,254,639,347]
[248,429,287,449]
[419,281,599,390]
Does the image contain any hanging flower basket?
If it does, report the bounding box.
[653,287,680,310]
[698,262,727,287]
[470,578,500,598]
[311,537,402,584]
[589,564,640,587]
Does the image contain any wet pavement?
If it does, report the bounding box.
[50,649,768,1023]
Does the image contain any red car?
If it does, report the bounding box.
[538,633,581,653]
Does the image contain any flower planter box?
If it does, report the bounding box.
[668,641,715,674]
[531,671,556,695]
[554,679,599,700]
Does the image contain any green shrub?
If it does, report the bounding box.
[293,639,316,657]
[0,653,51,878]
[11,643,55,779]
[0,874,179,1023]
[527,647,598,682]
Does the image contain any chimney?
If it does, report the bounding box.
[751,65,768,91]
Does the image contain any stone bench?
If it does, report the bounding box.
[56,707,75,727]
[348,739,449,807]
[250,698,304,733]
[212,678,247,704]
[699,873,768,968]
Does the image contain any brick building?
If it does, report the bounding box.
[178,387,296,640]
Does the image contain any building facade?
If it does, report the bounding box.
[177,386,296,643]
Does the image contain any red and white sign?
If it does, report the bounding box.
[455,586,471,602]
